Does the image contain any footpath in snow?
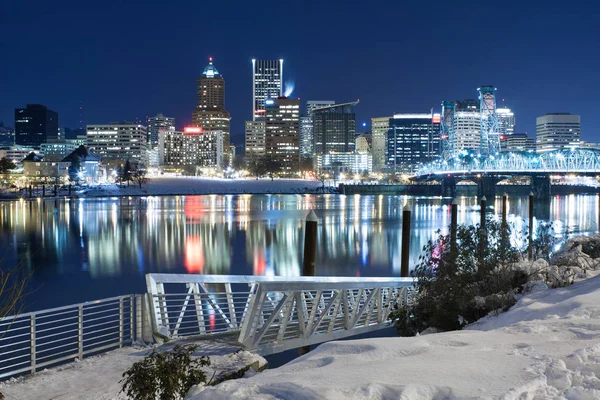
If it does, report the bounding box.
[194,276,600,399]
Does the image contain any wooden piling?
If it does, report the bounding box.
[450,199,458,257]
[299,210,319,356]
[528,192,534,260]
[400,204,412,278]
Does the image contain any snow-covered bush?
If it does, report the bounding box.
[391,219,527,335]
[120,344,210,400]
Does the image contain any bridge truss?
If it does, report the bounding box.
[417,148,600,176]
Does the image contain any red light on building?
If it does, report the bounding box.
[184,126,202,134]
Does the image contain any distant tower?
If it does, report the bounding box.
[478,85,500,156]
[440,100,455,160]
[252,59,283,120]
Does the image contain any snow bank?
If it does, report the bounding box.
[79,177,334,197]
[193,275,600,399]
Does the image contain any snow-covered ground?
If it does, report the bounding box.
[193,275,600,400]
[78,177,333,197]
[0,344,266,400]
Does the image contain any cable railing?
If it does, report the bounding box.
[0,295,142,380]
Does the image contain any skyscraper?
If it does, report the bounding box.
[192,58,230,164]
[387,113,441,173]
[496,107,515,136]
[371,116,391,171]
[313,101,358,155]
[536,113,581,153]
[300,101,335,160]
[252,59,283,120]
[86,122,147,165]
[147,113,175,149]
[265,97,300,172]
[14,104,59,147]
[452,99,480,153]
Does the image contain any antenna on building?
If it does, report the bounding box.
[79,101,84,130]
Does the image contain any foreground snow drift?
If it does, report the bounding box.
[193,275,600,400]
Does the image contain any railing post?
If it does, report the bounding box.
[119,297,124,348]
[30,314,36,374]
[78,305,83,360]
[400,204,412,277]
[528,192,534,260]
[135,295,142,343]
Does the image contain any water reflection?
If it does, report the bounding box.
[1,194,599,309]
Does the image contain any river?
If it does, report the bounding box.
[1,193,598,311]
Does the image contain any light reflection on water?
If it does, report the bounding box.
[0,194,598,310]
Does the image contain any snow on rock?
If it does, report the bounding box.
[192,275,600,400]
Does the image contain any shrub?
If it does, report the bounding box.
[120,344,210,400]
[531,222,555,261]
[391,218,527,335]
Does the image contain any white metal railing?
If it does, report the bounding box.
[0,295,142,379]
[146,274,414,355]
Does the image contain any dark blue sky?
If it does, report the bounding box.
[1,0,599,145]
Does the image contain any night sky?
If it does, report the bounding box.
[2,0,599,145]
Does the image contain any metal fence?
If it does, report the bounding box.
[0,295,142,379]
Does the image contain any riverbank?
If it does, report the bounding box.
[0,177,337,199]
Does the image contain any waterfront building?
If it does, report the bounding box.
[313,101,358,156]
[0,146,37,167]
[536,113,581,153]
[62,146,102,182]
[22,152,69,179]
[387,113,441,173]
[371,116,391,172]
[315,152,372,174]
[147,113,175,151]
[452,100,480,153]
[355,134,372,154]
[245,120,266,161]
[86,122,148,165]
[159,127,223,169]
[14,104,59,147]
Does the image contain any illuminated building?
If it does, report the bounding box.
[0,122,14,146]
[300,101,335,161]
[313,101,358,156]
[355,134,372,154]
[371,116,391,172]
[245,120,266,161]
[500,133,535,152]
[191,58,230,162]
[387,113,441,173]
[86,122,148,165]
[452,99,480,153]
[536,113,581,154]
[496,107,515,136]
[315,152,372,174]
[264,97,300,172]
[14,104,59,147]
[252,59,283,120]
[159,127,223,168]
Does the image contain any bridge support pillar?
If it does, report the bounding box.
[530,176,551,201]
[477,176,500,199]
[441,177,456,198]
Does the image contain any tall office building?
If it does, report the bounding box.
[387,113,441,173]
[192,58,230,163]
[300,101,335,160]
[452,99,480,153]
[265,97,300,172]
[496,107,515,136]
[252,59,283,120]
[147,113,175,149]
[500,133,535,152]
[86,122,147,165]
[14,104,59,147]
[245,120,266,160]
[371,116,391,171]
[536,113,581,153]
[313,101,358,155]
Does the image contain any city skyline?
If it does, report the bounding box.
[2,0,599,145]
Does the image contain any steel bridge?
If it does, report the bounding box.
[414,149,600,199]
